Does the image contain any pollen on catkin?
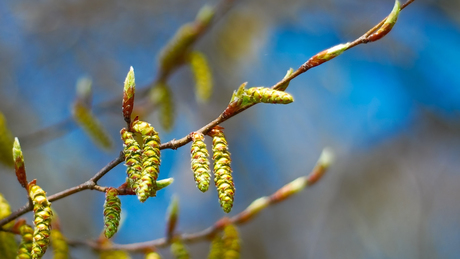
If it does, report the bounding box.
[17,223,34,259]
[244,87,293,104]
[50,229,69,259]
[222,224,240,259]
[188,51,213,102]
[120,128,143,191]
[131,120,161,201]
[72,102,113,150]
[209,126,235,213]
[28,180,53,259]
[103,188,121,239]
[190,132,211,192]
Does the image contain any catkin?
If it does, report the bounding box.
[50,229,69,259]
[73,102,113,150]
[222,224,240,259]
[17,223,34,259]
[131,120,161,201]
[99,249,131,259]
[0,112,14,167]
[188,51,213,102]
[0,193,17,259]
[170,240,190,259]
[207,234,224,259]
[28,180,53,259]
[120,128,143,191]
[158,24,196,72]
[98,238,131,259]
[145,251,161,259]
[103,188,121,239]
[245,87,293,104]
[210,127,235,213]
[150,83,175,132]
[190,132,211,192]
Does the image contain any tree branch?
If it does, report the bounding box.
[71,148,333,252]
[0,0,414,230]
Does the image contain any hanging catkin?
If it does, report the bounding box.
[131,120,161,201]
[190,132,211,192]
[28,180,53,259]
[103,188,121,239]
[209,126,235,213]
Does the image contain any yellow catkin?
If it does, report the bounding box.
[28,180,53,259]
[207,234,224,259]
[50,229,69,259]
[0,193,17,259]
[209,127,235,213]
[17,223,34,259]
[222,224,240,259]
[188,51,213,102]
[72,102,113,150]
[131,120,161,202]
[120,128,143,191]
[150,83,175,132]
[0,112,14,167]
[190,132,211,192]
[145,251,161,259]
[170,240,190,259]
[98,238,131,259]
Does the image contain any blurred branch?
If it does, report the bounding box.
[71,148,333,252]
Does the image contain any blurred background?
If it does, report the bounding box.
[1,0,460,258]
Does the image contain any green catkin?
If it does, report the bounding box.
[103,188,121,239]
[131,120,161,201]
[120,128,142,191]
[28,181,53,259]
[207,234,224,259]
[0,193,17,259]
[150,84,175,132]
[222,224,240,259]
[210,127,235,213]
[170,240,190,259]
[190,132,211,192]
[72,102,113,150]
[0,112,14,167]
[17,223,34,259]
[50,229,69,259]
[245,87,293,104]
[188,51,213,102]
[158,24,196,72]
[145,251,161,259]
